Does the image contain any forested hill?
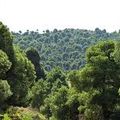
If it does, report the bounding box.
[13,28,120,71]
[1,21,120,119]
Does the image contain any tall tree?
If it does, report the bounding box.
[26,48,45,80]
[8,47,36,106]
[0,22,36,106]
[78,41,120,119]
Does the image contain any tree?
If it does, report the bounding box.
[0,22,15,63]
[8,47,36,106]
[78,41,120,119]
[26,48,45,80]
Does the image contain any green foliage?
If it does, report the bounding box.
[42,87,80,120]
[84,105,103,120]
[0,22,39,116]
[0,22,15,63]
[78,90,100,113]
[8,47,36,106]
[31,80,49,108]
[86,41,115,65]
[46,67,68,92]
[5,106,46,120]
[66,88,80,120]
[2,21,120,120]
[44,86,69,120]
[29,41,120,119]
[0,80,12,104]
[26,48,45,80]
[77,41,120,119]
[2,113,11,120]
[113,41,120,64]
[67,70,80,88]
[31,67,68,110]
[11,29,99,71]
[0,50,12,79]
[13,28,120,71]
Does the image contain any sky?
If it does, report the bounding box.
[0,0,120,32]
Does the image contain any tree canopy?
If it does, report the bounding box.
[1,21,120,120]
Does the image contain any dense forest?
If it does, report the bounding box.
[13,28,120,71]
[1,21,120,120]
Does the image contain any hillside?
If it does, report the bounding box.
[1,21,120,119]
[13,28,120,71]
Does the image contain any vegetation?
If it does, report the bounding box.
[13,28,120,71]
[1,21,120,120]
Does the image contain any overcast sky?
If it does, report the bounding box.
[0,0,120,32]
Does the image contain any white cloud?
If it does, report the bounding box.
[0,0,120,32]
